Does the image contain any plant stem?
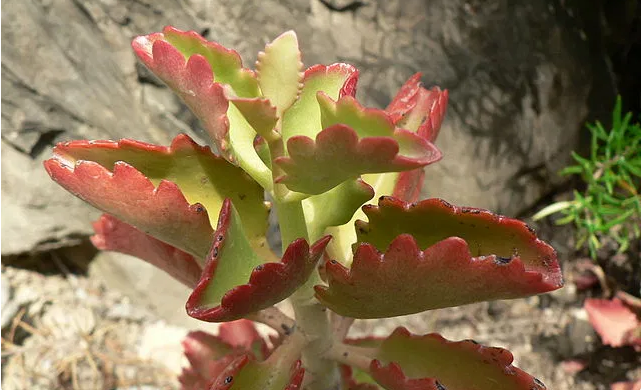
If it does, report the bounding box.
[247,307,296,337]
[331,312,355,340]
[324,343,377,372]
[274,199,340,390]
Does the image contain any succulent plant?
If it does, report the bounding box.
[45,28,563,390]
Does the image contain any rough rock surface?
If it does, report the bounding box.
[2,0,608,255]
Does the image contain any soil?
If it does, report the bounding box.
[1,216,640,390]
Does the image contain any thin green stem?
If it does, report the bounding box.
[274,198,339,390]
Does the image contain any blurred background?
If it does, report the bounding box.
[2,0,640,389]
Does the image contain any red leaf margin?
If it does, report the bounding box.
[275,124,441,195]
[132,27,237,159]
[207,354,304,390]
[359,328,547,390]
[187,199,331,322]
[315,197,563,318]
[44,138,214,260]
[91,214,202,288]
[179,320,270,390]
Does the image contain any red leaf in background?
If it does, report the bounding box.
[385,73,449,202]
[585,298,641,348]
[612,381,642,390]
[91,214,202,288]
[385,73,423,123]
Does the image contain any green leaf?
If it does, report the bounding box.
[160,27,260,97]
[315,197,563,318]
[209,354,304,390]
[229,97,279,140]
[45,134,267,260]
[187,200,330,322]
[132,28,273,188]
[281,63,359,143]
[302,179,374,240]
[366,328,548,390]
[227,103,274,190]
[256,31,304,115]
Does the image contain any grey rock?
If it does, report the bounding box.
[2,0,608,256]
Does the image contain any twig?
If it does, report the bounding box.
[247,306,296,337]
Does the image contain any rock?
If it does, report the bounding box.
[2,0,611,256]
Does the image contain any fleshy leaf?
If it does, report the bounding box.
[325,76,448,264]
[229,97,279,141]
[366,328,547,390]
[133,26,259,98]
[384,73,423,124]
[209,355,304,390]
[584,298,641,348]
[315,197,563,318]
[256,31,303,115]
[179,320,268,390]
[132,28,272,189]
[303,179,375,240]
[45,157,211,261]
[275,123,441,195]
[187,199,330,322]
[45,134,269,260]
[91,214,201,287]
[132,33,231,158]
[281,63,359,143]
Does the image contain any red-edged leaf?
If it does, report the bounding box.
[366,328,547,390]
[390,169,425,203]
[180,331,236,390]
[91,214,201,288]
[228,97,279,140]
[179,321,269,390]
[209,354,304,390]
[315,197,563,318]
[341,365,381,390]
[585,298,641,348]
[45,158,212,261]
[45,134,269,260]
[281,63,359,143]
[133,37,230,158]
[275,124,440,195]
[187,199,331,322]
[369,362,448,390]
[385,73,423,123]
[385,73,449,143]
[132,28,274,187]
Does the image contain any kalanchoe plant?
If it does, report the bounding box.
[45,28,564,390]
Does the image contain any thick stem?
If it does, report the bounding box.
[331,312,355,340]
[275,199,340,390]
[247,307,296,337]
[324,343,377,372]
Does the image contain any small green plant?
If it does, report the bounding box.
[534,97,641,259]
